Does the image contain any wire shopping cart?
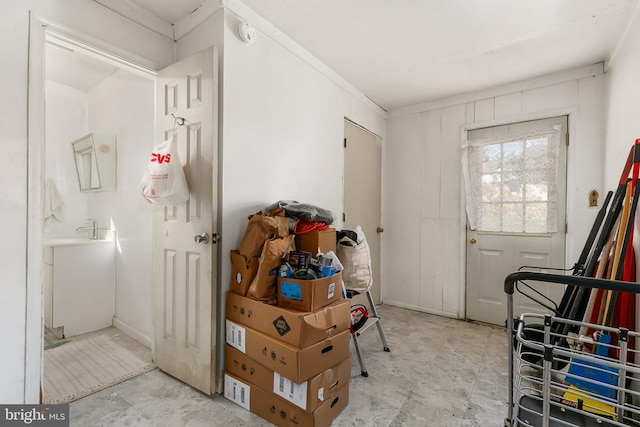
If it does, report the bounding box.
[505,271,640,427]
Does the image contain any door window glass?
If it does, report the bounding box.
[462,123,562,233]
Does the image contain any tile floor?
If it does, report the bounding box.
[69,305,510,426]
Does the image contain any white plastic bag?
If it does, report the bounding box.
[141,137,189,205]
[336,231,372,292]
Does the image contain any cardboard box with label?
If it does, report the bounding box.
[225,344,350,413]
[295,228,336,256]
[277,272,342,312]
[230,250,259,296]
[226,291,350,348]
[224,372,349,427]
[226,319,350,383]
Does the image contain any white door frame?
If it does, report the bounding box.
[26,12,47,402]
[26,14,156,402]
[460,108,576,320]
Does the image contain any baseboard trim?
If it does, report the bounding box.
[112,318,152,349]
[383,300,460,319]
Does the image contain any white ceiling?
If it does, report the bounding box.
[51,0,636,110]
[238,0,634,110]
[128,0,205,24]
[46,41,120,92]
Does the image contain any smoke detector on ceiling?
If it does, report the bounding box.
[237,21,257,45]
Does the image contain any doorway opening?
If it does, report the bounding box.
[39,29,157,403]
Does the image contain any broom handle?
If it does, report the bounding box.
[616,139,640,332]
[578,238,615,337]
[603,181,634,327]
[573,191,613,275]
[561,146,634,329]
[602,143,640,328]
[585,145,635,278]
[596,239,618,326]
[557,191,613,328]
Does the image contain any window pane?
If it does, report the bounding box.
[525,203,547,233]
[526,138,548,148]
[481,174,502,202]
[480,203,501,231]
[502,172,523,202]
[503,203,524,232]
[525,182,548,202]
[503,141,524,171]
[525,138,552,171]
[481,144,501,173]
[464,121,561,234]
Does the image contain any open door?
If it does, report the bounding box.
[153,47,218,394]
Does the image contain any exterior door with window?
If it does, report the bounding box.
[464,116,567,325]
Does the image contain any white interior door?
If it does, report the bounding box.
[343,120,383,304]
[465,116,567,325]
[153,47,218,394]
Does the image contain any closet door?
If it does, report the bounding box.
[343,120,383,304]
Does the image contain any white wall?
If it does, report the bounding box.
[87,69,155,345]
[604,7,640,350]
[1,0,173,403]
[44,81,89,236]
[384,66,607,318]
[604,9,640,189]
[219,6,385,266]
[177,5,387,384]
[220,7,386,373]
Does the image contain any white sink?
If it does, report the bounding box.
[44,234,114,247]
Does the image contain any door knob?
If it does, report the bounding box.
[469,238,477,244]
[194,233,210,244]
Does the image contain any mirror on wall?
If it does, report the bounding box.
[71,134,117,192]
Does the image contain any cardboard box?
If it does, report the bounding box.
[277,272,343,312]
[230,250,259,296]
[224,372,349,427]
[295,228,336,256]
[226,319,350,383]
[226,291,350,348]
[225,344,350,412]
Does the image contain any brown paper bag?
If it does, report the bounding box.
[247,236,295,303]
[229,250,259,296]
[239,212,291,258]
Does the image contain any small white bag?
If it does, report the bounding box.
[141,137,190,205]
[337,234,373,292]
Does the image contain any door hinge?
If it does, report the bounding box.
[565,222,568,233]
[343,212,346,222]
[344,137,347,148]
[566,133,569,146]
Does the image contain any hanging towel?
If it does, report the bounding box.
[44,179,64,222]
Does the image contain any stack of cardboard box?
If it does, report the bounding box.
[224,228,351,426]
